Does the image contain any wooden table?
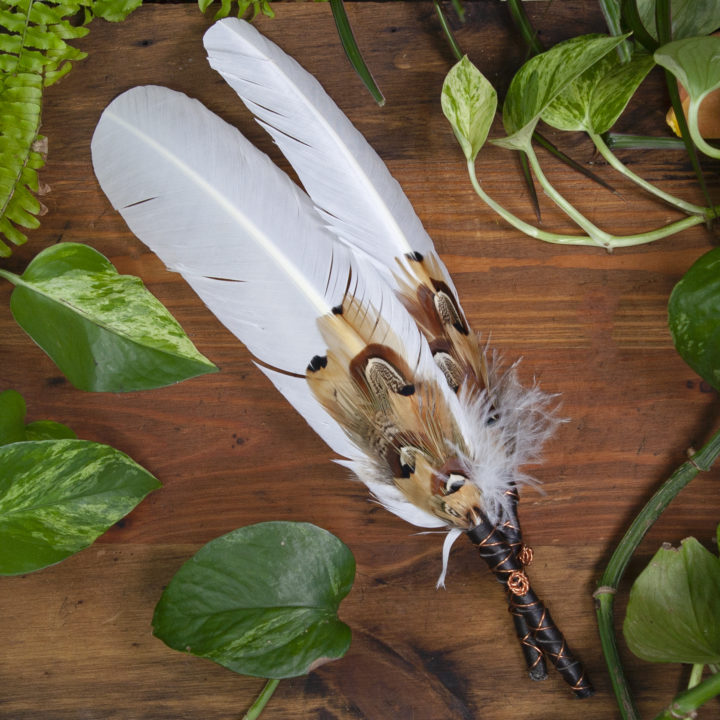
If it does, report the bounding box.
[1,2,719,718]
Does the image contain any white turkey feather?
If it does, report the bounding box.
[90,83,467,522]
[203,18,440,274]
[91,85,350,377]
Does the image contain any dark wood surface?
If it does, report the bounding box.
[1,2,719,718]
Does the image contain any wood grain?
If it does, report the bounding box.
[1,3,719,719]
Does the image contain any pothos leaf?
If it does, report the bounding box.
[0,438,161,575]
[153,521,355,679]
[637,0,720,41]
[623,535,720,664]
[542,51,655,135]
[2,242,217,392]
[493,33,628,151]
[442,56,497,162]
[655,36,720,157]
[668,247,720,391]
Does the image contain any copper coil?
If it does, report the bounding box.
[518,544,534,567]
[506,570,530,596]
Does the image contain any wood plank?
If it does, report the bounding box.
[1,3,719,719]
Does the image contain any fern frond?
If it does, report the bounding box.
[0,0,141,252]
[198,0,275,22]
[0,70,43,255]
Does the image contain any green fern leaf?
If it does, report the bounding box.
[0,71,43,255]
[199,0,275,21]
[0,0,141,253]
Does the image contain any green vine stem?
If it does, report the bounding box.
[688,663,705,689]
[594,427,720,720]
[589,132,716,219]
[466,157,706,249]
[687,103,720,161]
[654,670,720,720]
[599,0,632,63]
[242,678,280,720]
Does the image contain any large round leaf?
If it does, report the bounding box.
[668,247,720,391]
[0,438,161,575]
[153,521,355,679]
[623,537,720,664]
[5,242,217,392]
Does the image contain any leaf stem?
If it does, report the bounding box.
[523,144,615,247]
[465,159,591,244]
[688,663,705,689]
[0,268,20,284]
[524,143,708,248]
[654,669,720,720]
[466,157,706,249]
[663,69,715,211]
[242,678,280,720]
[687,102,720,161]
[595,427,720,720]
[590,131,713,218]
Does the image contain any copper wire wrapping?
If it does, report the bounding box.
[507,570,530,596]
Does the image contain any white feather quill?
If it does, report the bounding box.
[90,25,592,695]
[91,84,452,529]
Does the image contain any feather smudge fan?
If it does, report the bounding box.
[91,18,591,697]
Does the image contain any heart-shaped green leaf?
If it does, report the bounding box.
[637,0,720,41]
[542,51,655,134]
[153,521,355,679]
[4,242,217,392]
[0,438,161,575]
[655,35,720,157]
[494,33,628,150]
[623,536,720,664]
[668,247,720,391]
[655,36,720,106]
[442,56,498,161]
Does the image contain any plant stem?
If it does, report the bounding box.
[595,427,720,720]
[620,0,659,52]
[466,158,706,249]
[654,669,720,720]
[535,131,616,194]
[242,678,280,720]
[590,131,713,218]
[688,663,705,689]
[688,101,720,161]
[0,268,20,284]
[523,144,615,246]
[466,159,591,245]
[663,69,715,212]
